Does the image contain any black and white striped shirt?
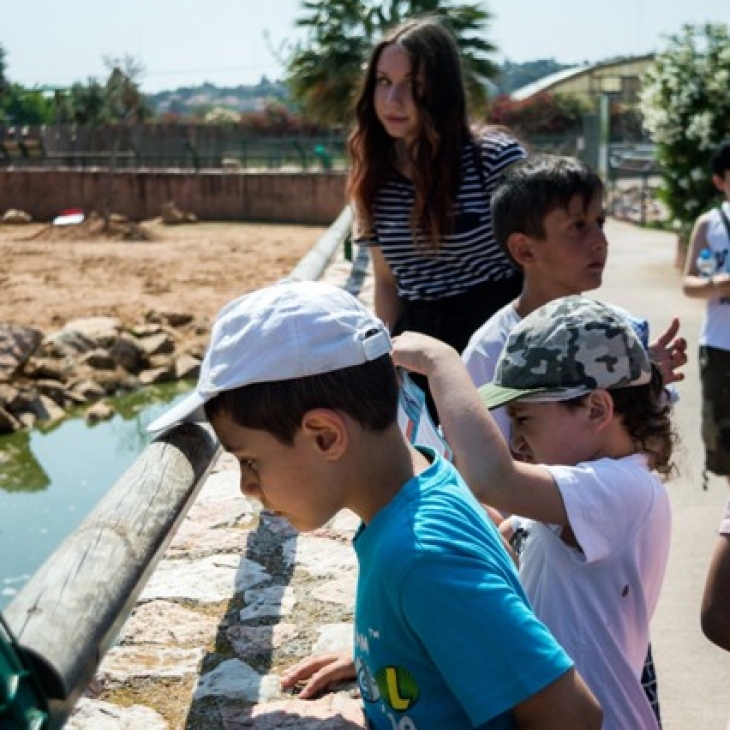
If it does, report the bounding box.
[358,130,526,301]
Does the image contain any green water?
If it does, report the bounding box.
[0,381,196,609]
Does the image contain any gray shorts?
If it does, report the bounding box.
[700,345,730,476]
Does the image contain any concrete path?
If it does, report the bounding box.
[68,217,730,729]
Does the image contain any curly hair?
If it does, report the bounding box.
[346,16,471,253]
[564,364,677,479]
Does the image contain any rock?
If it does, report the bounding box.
[193,659,280,702]
[42,329,97,358]
[138,366,174,386]
[34,379,68,405]
[139,554,270,603]
[66,698,168,730]
[146,311,195,328]
[78,349,117,371]
[85,401,115,423]
[227,624,299,662]
[0,406,21,433]
[97,645,205,683]
[161,201,196,225]
[109,334,146,373]
[63,317,122,348]
[0,324,43,381]
[137,332,175,357]
[119,601,220,646]
[174,352,200,380]
[0,383,21,410]
[69,379,107,401]
[219,693,366,728]
[24,357,66,380]
[240,585,296,621]
[2,209,32,224]
[28,393,65,423]
[17,412,36,429]
[131,322,163,337]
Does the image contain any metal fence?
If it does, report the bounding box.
[0,125,348,172]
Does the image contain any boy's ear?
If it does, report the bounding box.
[586,390,614,430]
[507,232,536,267]
[301,409,348,460]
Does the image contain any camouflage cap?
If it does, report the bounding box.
[478,295,652,410]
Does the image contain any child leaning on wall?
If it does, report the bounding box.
[147,280,601,730]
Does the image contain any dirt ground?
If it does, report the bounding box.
[0,218,327,334]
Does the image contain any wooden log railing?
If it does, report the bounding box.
[4,423,220,728]
[2,207,354,729]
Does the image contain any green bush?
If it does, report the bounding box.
[640,23,730,243]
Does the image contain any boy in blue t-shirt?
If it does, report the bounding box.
[148,280,601,729]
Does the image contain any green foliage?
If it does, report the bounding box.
[285,0,497,125]
[2,84,54,124]
[640,23,730,242]
[487,92,588,136]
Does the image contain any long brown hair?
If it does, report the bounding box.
[347,16,471,252]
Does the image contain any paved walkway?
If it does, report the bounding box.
[68,218,730,729]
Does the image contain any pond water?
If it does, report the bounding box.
[0,382,195,610]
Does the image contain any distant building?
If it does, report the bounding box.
[510,54,656,110]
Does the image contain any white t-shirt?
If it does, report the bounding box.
[462,302,520,441]
[518,455,671,730]
[700,201,730,351]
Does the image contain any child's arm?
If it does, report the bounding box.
[512,666,602,729]
[701,531,730,652]
[392,332,569,526]
[682,213,730,300]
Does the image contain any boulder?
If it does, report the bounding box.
[2,209,32,224]
[0,324,43,381]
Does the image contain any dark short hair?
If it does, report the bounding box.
[491,154,604,265]
[710,141,730,178]
[204,355,399,445]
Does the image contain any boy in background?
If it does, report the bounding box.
[682,140,730,487]
[463,154,686,438]
[148,280,601,730]
[393,295,675,730]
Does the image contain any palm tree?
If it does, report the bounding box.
[285,0,498,125]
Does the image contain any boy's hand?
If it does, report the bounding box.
[280,650,356,699]
[391,331,461,377]
[649,317,687,385]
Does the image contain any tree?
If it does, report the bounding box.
[2,84,54,124]
[640,23,730,243]
[0,43,8,107]
[99,55,150,230]
[284,0,498,125]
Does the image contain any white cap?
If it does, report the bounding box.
[147,280,392,434]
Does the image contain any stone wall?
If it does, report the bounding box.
[0,170,348,225]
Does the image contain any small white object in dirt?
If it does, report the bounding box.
[53,209,84,226]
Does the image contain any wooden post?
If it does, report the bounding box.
[4,422,221,729]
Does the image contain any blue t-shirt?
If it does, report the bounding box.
[353,449,572,729]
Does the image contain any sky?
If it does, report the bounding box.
[3,0,730,93]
